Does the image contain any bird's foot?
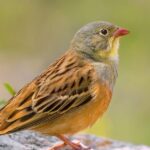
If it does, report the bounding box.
[48,140,92,150]
[71,139,93,150]
[48,141,65,150]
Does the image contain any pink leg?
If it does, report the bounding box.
[49,135,91,150]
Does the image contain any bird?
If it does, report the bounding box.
[0,21,129,150]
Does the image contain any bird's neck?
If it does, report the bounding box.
[77,36,120,66]
[77,50,119,67]
[76,50,118,91]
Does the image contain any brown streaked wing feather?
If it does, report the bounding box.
[0,50,95,134]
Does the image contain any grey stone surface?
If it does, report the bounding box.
[0,131,149,150]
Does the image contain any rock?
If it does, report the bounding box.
[0,131,149,150]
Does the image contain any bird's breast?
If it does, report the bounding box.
[32,82,112,136]
[92,61,118,91]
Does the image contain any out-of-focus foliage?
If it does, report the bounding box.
[4,83,16,96]
[0,0,150,145]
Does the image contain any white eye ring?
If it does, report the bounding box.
[99,29,108,36]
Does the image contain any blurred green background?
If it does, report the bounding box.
[0,0,150,145]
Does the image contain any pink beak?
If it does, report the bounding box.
[113,28,129,37]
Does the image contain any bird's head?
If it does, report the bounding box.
[70,21,129,61]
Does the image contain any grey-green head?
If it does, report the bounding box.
[70,21,129,61]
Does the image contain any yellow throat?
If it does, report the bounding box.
[97,37,120,59]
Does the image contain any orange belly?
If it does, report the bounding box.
[32,82,112,135]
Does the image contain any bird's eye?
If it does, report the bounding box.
[100,29,108,36]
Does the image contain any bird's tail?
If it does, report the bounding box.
[0,96,22,135]
[0,104,10,135]
[0,82,37,135]
[0,113,2,129]
[0,108,7,135]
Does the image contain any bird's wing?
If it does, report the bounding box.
[0,51,96,134]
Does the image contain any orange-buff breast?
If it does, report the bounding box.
[32,82,112,136]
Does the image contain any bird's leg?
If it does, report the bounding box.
[49,134,91,150]
[57,134,81,149]
[49,141,66,150]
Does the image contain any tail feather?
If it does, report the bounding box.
[0,110,9,135]
[0,113,2,129]
[0,82,36,135]
[0,97,33,135]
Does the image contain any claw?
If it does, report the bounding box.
[48,135,93,150]
[48,142,65,150]
[48,140,92,150]
[71,140,93,150]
